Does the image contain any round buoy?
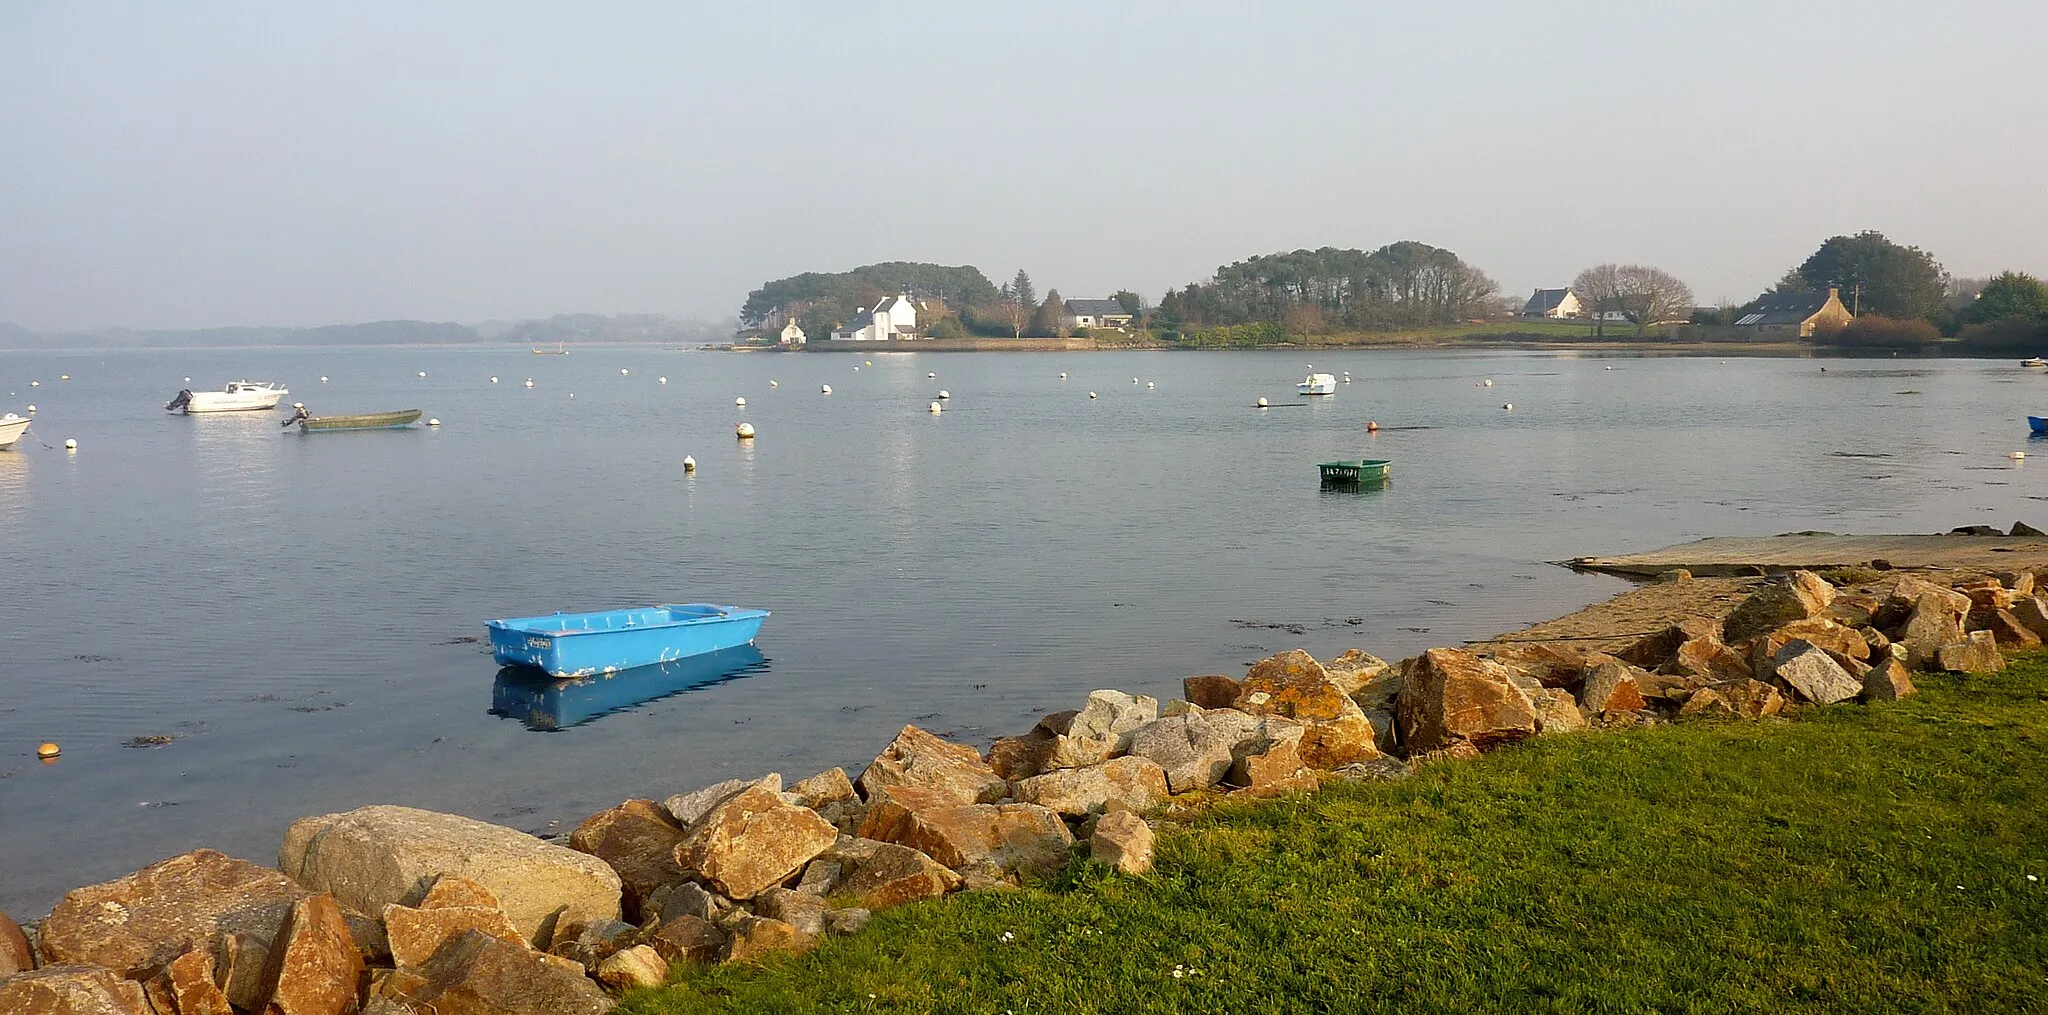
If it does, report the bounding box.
[1132,377,1139,384]
[929,401,943,414]
[418,371,427,378]
[37,742,60,759]
[735,422,755,439]
[490,376,499,383]
[60,374,70,381]
[1146,381,1155,389]
[821,384,831,394]
[735,396,747,407]
[320,376,328,383]
[928,372,937,379]
[1367,420,1380,432]
[853,366,859,372]
[770,380,778,388]
[1605,365,1615,370]
[25,405,35,413]
[937,390,950,400]
[1088,391,1098,399]
[683,455,696,472]
[184,376,191,383]
[659,377,667,385]
[1256,397,1269,408]
[427,418,441,427]
[865,360,872,367]
[620,368,629,376]
[64,438,77,450]
[524,379,534,388]
[2013,451,2027,460]
[1059,372,1067,379]
[293,402,304,409]
[1502,403,1512,411]
[29,380,38,387]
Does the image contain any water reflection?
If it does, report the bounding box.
[0,451,27,511]
[490,645,769,731]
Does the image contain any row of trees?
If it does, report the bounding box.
[1151,242,1499,337]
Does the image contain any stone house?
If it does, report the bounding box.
[1733,287,1854,338]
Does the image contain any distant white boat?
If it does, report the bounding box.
[1297,371,1337,395]
[0,412,30,450]
[2023,357,2045,368]
[165,381,289,414]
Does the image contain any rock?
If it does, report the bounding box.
[1089,810,1155,875]
[792,860,842,897]
[257,894,362,1015]
[1013,756,1169,815]
[1631,671,1691,703]
[1321,649,1391,694]
[2009,597,2048,640]
[649,882,721,926]
[1898,602,1968,670]
[1398,648,1541,754]
[723,916,813,964]
[1772,642,1863,704]
[1041,733,1117,771]
[754,889,830,938]
[1577,661,1648,714]
[1227,737,1307,789]
[1703,679,1784,719]
[2003,571,2038,595]
[1863,657,1917,701]
[1,907,32,978]
[1981,608,2042,649]
[1234,650,1358,723]
[983,730,1056,781]
[1359,708,1399,754]
[1068,689,1160,746]
[821,837,960,910]
[1483,642,1588,689]
[857,725,1006,806]
[1957,579,2015,612]
[898,803,1074,878]
[1182,675,1242,710]
[662,775,781,828]
[0,965,153,1014]
[420,874,502,911]
[1123,714,1236,793]
[1663,635,1753,684]
[1530,688,1588,733]
[824,908,871,935]
[853,784,960,844]
[594,945,667,991]
[399,930,614,1015]
[1766,618,1870,661]
[1952,524,2005,536]
[1875,577,1972,630]
[149,948,231,1015]
[1723,571,1835,644]
[674,784,839,900]
[642,916,724,965]
[362,997,421,1015]
[1615,625,1686,670]
[786,768,858,810]
[1676,687,1735,719]
[545,918,637,969]
[1859,626,1891,655]
[1330,756,1415,782]
[2013,520,2047,537]
[385,903,526,970]
[569,799,688,919]
[1938,630,2005,674]
[211,932,274,1010]
[38,848,306,980]
[281,805,621,948]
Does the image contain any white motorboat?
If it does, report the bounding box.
[2023,357,2046,368]
[0,412,30,450]
[165,381,289,414]
[1297,369,1337,395]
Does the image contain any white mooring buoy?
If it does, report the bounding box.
[417,371,426,378]
[1147,381,1155,389]
[29,380,38,387]
[1088,391,1098,399]
[735,422,755,439]
[184,376,191,383]
[821,384,832,394]
[659,377,667,384]
[64,438,77,450]
[936,389,950,400]
[320,376,328,383]
[929,401,943,414]
[2013,451,2027,460]
[683,455,697,472]
[1483,379,1493,387]
[735,396,747,407]
[927,372,936,378]
[620,368,629,376]
[26,405,35,413]
[490,376,499,383]
[770,380,778,388]
[1059,372,1067,379]
[1502,403,1512,410]
[427,418,441,426]
[524,379,534,388]
[1256,397,1269,408]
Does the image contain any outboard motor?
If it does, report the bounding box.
[164,389,193,412]
[281,404,309,428]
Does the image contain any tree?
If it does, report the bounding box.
[1783,231,1947,320]
[1112,290,1143,316]
[1969,272,2048,324]
[1010,271,1037,312]
[996,299,1028,339]
[1029,289,1066,337]
[1572,264,1694,338]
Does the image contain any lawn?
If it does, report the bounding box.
[622,657,2048,1014]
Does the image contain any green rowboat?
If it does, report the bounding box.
[291,409,423,432]
[1318,459,1390,484]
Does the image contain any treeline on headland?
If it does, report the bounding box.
[0,313,735,350]
[740,230,2048,352]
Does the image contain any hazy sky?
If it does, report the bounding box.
[4,1,2044,331]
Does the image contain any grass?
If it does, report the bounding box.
[621,657,2048,1014]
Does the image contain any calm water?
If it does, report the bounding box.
[2,346,2042,915]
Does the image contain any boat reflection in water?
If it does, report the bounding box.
[490,644,768,731]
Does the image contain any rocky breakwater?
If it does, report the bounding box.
[3,569,2032,1013]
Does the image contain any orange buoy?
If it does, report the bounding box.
[1366,421,1380,432]
[37,741,61,759]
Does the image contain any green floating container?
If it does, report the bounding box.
[1318,459,1391,483]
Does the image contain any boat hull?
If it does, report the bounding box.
[2030,416,2047,435]
[0,415,30,450]
[183,390,287,413]
[486,603,770,678]
[1297,372,1337,395]
[491,645,769,730]
[299,410,423,431]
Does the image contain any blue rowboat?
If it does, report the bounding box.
[491,645,769,730]
[2030,416,2048,435]
[485,603,769,678]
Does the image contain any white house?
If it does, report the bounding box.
[1521,288,1583,319]
[1061,298,1135,332]
[830,293,919,341]
[779,319,806,346]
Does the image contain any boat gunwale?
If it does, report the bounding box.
[487,604,770,639]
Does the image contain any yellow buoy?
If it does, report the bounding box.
[1256,397,1269,408]
[37,741,60,759]
[683,455,697,472]
[735,422,755,439]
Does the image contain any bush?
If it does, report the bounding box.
[1819,314,1941,348]
[1957,317,2048,354]
[1175,322,1291,348]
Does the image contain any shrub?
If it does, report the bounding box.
[1820,314,1941,348]
[1957,317,2048,354]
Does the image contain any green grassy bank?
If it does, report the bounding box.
[623,659,2048,1014]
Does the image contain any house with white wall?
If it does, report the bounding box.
[830,294,919,341]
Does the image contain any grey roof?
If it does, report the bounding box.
[1523,288,1571,314]
[1064,299,1131,316]
[871,295,904,314]
[1735,289,1837,326]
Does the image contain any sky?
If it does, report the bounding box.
[2,0,2044,331]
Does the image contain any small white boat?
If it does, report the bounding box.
[0,412,31,450]
[166,381,289,414]
[1297,370,1337,396]
[2023,357,2046,368]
